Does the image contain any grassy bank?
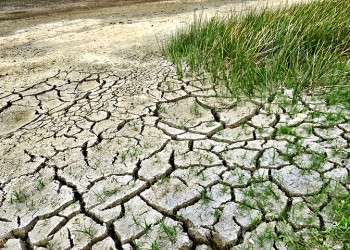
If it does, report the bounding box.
[163,0,350,100]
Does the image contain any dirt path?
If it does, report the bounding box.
[0,0,349,249]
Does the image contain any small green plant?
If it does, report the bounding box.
[37,179,46,191]
[11,190,27,204]
[250,216,260,228]
[160,221,177,243]
[28,199,36,210]
[158,105,166,114]
[120,151,127,162]
[158,177,170,185]
[256,227,274,248]
[325,112,343,123]
[74,224,94,239]
[150,240,160,250]
[305,125,313,135]
[206,121,215,127]
[103,187,119,197]
[132,214,142,228]
[143,219,151,235]
[132,238,141,250]
[309,153,326,170]
[276,125,298,137]
[45,241,54,250]
[219,184,230,194]
[200,189,213,204]
[190,100,202,118]
[212,208,222,220]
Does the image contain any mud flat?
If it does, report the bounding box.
[1,0,348,249]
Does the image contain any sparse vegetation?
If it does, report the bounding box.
[277,192,350,249]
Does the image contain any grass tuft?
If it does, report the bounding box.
[163,0,350,99]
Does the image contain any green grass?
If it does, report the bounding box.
[162,0,350,100]
[330,193,350,248]
[325,86,350,109]
[278,192,350,249]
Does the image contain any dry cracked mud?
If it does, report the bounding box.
[0,0,349,249]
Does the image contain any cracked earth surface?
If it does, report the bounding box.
[0,0,349,249]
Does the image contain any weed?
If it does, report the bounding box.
[103,187,119,197]
[329,193,350,247]
[219,184,230,194]
[190,100,202,118]
[158,105,166,114]
[150,240,160,250]
[276,125,298,137]
[131,214,141,227]
[143,219,151,235]
[45,241,54,250]
[304,125,313,135]
[309,153,326,170]
[212,208,222,220]
[160,221,177,243]
[158,177,170,185]
[200,189,213,204]
[74,224,94,239]
[120,151,127,162]
[132,239,141,250]
[11,190,27,204]
[37,179,46,191]
[257,226,275,248]
[206,121,215,127]
[277,192,350,249]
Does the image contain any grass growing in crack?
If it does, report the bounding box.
[331,147,347,157]
[45,241,55,250]
[158,176,170,185]
[308,153,326,171]
[212,208,222,220]
[160,221,177,244]
[162,0,350,99]
[276,125,298,137]
[256,226,275,248]
[150,240,160,250]
[200,189,213,204]
[132,239,142,250]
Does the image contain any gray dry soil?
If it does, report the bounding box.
[0,0,349,249]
